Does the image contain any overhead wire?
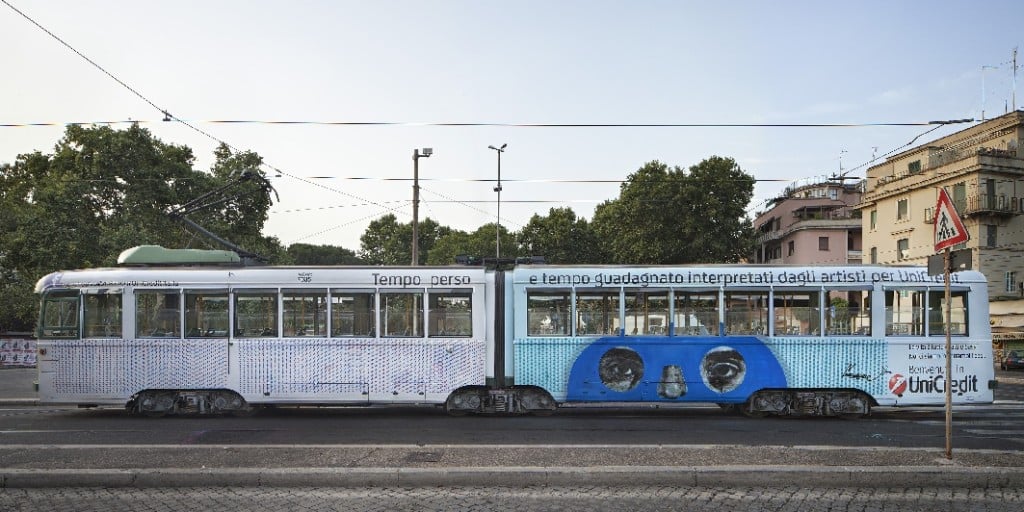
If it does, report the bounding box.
[746,122,967,215]
[1,0,989,253]
[1,0,410,236]
[3,118,973,129]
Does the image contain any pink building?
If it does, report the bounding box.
[752,179,863,265]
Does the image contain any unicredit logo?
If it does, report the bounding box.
[888,374,907,396]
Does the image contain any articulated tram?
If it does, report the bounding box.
[34,246,995,417]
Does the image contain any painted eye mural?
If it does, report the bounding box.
[700,346,746,393]
[566,336,787,402]
[598,347,644,392]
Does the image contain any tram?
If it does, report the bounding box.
[34,245,995,417]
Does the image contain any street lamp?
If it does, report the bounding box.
[412,147,433,266]
[488,143,507,259]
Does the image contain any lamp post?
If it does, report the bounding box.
[488,143,507,259]
[411,147,432,266]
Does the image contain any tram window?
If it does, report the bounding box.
[283,290,327,337]
[381,292,424,337]
[136,290,181,338]
[185,291,229,338]
[674,292,717,336]
[575,290,620,336]
[235,290,279,337]
[39,291,80,339]
[826,290,871,336]
[773,292,820,336]
[429,291,472,337]
[885,289,924,336]
[625,290,668,336]
[330,291,375,337]
[928,290,968,336]
[527,291,570,336]
[83,291,122,338]
[724,291,768,335]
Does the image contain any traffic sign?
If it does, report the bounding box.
[933,188,969,252]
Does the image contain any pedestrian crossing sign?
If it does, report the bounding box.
[933,188,969,252]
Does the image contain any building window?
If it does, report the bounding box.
[986,225,998,248]
[896,199,909,221]
[870,210,877,230]
[818,236,829,251]
[897,238,910,261]
[1006,271,1017,293]
[787,240,795,256]
[870,247,877,264]
[953,182,966,210]
[908,160,922,174]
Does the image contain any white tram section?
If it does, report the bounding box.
[507,265,994,407]
[35,266,491,407]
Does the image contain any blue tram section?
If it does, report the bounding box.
[565,336,785,403]
[515,335,890,404]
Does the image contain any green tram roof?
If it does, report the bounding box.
[117,245,242,266]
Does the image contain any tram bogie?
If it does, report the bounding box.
[445,385,557,416]
[127,389,251,417]
[741,389,874,418]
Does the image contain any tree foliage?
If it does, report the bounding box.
[592,157,756,264]
[517,207,604,264]
[425,223,517,265]
[359,214,451,265]
[287,243,364,265]
[0,125,280,331]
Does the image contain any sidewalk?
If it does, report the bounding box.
[2,445,1022,488]
[0,367,37,405]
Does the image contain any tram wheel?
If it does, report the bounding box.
[738,399,768,418]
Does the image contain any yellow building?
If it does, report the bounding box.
[856,110,1024,335]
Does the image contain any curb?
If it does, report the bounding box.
[4,465,1024,489]
[0,399,38,406]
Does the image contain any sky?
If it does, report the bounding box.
[4,0,1024,253]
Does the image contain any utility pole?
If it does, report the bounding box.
[488,143,507,259]
[411,148,432,266]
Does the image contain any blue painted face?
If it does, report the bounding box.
[565,336,788,403]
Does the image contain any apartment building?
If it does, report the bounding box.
[856,110,1024,333]
[752,179,863,265]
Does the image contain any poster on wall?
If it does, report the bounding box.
[0,339,36,367]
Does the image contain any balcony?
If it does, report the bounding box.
[756,230,783,245]
[924,193,1019,223]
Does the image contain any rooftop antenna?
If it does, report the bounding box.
[1013,46,1018,111]
[982,64,999,121]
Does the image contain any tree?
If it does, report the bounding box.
[287,243,364,265]
[592,157,756,264]
[0,125,281,331]
[426,223,517,265]
[517,207,604,264]
[358,214,451,265]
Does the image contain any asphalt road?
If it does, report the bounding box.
[2,366,1023,509]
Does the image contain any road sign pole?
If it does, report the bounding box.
[944,247,953,460]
